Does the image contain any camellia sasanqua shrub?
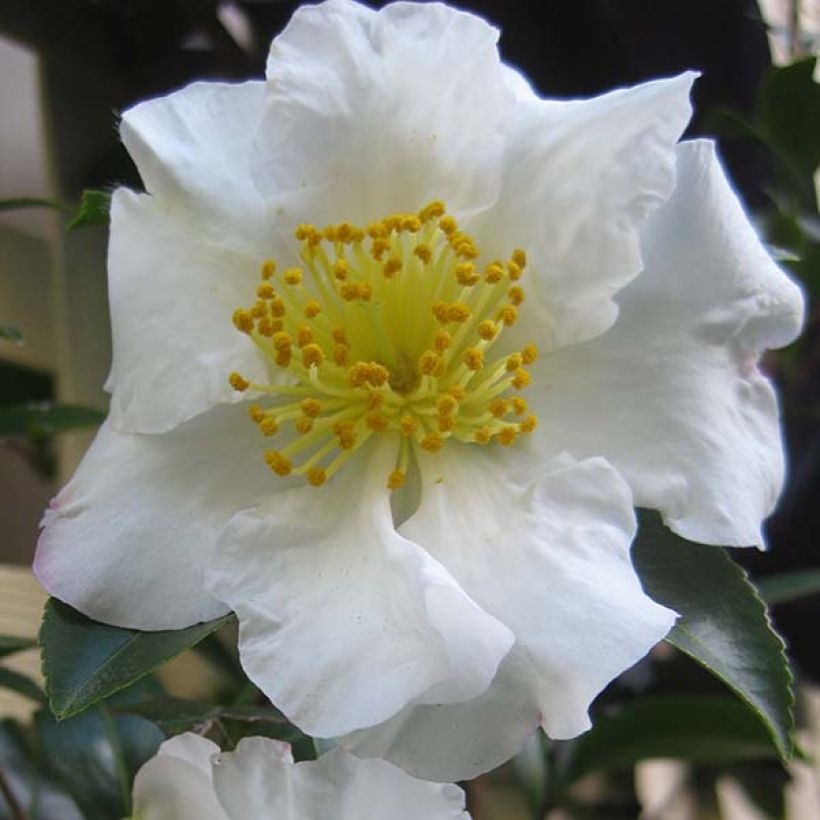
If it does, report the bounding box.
[0,0,815,817]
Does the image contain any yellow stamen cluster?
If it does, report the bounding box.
[229,202,538,488]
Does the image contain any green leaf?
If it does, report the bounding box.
[0,402,106,437]
[756,568,820,605]
[36,706,162,820]
[0,324,23,344]
[0,667,45,702]
[66,189,111,231]
[0,634,36,658]
[0,197,72,214]
[40,597,233,719]
[557,696,778,788]
[633,511,794,760]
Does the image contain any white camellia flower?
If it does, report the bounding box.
[131,733,468,819]
[35,0,803,782]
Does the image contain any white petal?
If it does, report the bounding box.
[344,449,675,781]
[530,141,805,546]
[253,0,510,227]
[34,403,277,630]
[120,80,271,251]
[212,742,467,820]
[207,437,514,738]
[105,189,271,434]
[132,734,227,820]
[470,72,696,350]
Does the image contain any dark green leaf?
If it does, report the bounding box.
[0,635,36,659]
[36,706,162,820]
[66,189,111,231]
[0,718,83,820]
[0,197,71,214]
[756,568,820,605]
[758,58,820,180]
[0,402,106,438]
[633,511,794,760]
[40,598,233,719]
[0,325,23,344]
[0,667,45,702]
[557,696,778,788]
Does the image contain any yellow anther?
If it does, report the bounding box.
[232,309,254,333]
[512,248,527,270]
[383,257,402,278]
[301,344,325,368]
[259,417,279,436]
[250,301,268,319]
[413,244,433,264]
[489,399,508,418]
[332,327,348,344]
[323,225,337,242]
[478,320,498,341]
[248,404,265,423]
[508,286,525,306]
[340,282,359,301]
[300,398,322,418]
[336,222,355,243]
[485,263,505,283]
[333,343,350,366]
[464,348,484,371]
[522,343,538,365]
[265,451,292,476]
[439,215,457,235]
[512,368,531,389]
[275,348,292,368]
[498,426,518,446]
[367,221,387,239]
[349,362,390,388]
[475,427,492,444]
[295,416,313,434]
[399,415,418,436]
[419,200,446,222]
[436,395,458,417]
[507,261,522,280]
[333,260,349,281]
[359,282,373,301]
[387,469,406,490]
[271,319,284,333]
[257,282,275,300]
[520,415,538,433]
[433,330,452,353]
[257,318,274,337]
[295,224,316,242]
[454,237,479,259]
[307,467,327,487]
[270,297,286,318]
[421,432,444,452]
[365,412,389,432]
[512,397,528,415]
[272,331,292,351]
[295,326,313,348]
[229,372,250,392]
[261,260,277,279]
[333,421,358,450]
[432,302,450,323]
[446,303,471,323]
[455,263,479,286]
[498,305,518,326]
[383,214,401,232]
[401,215,422,233]
[438,416,456,432]
[506,352,523,372]
[418,350,443,376]
[365,391,384,410]
[371,238,390,260]
[305,300,322,319]
[284,267,303,286]
[448,386,466,401]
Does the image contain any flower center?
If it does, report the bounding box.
[228,202,538,489]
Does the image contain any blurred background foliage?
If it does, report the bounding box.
[1,1,819,818]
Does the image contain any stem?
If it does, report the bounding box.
[0,765,29,820]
